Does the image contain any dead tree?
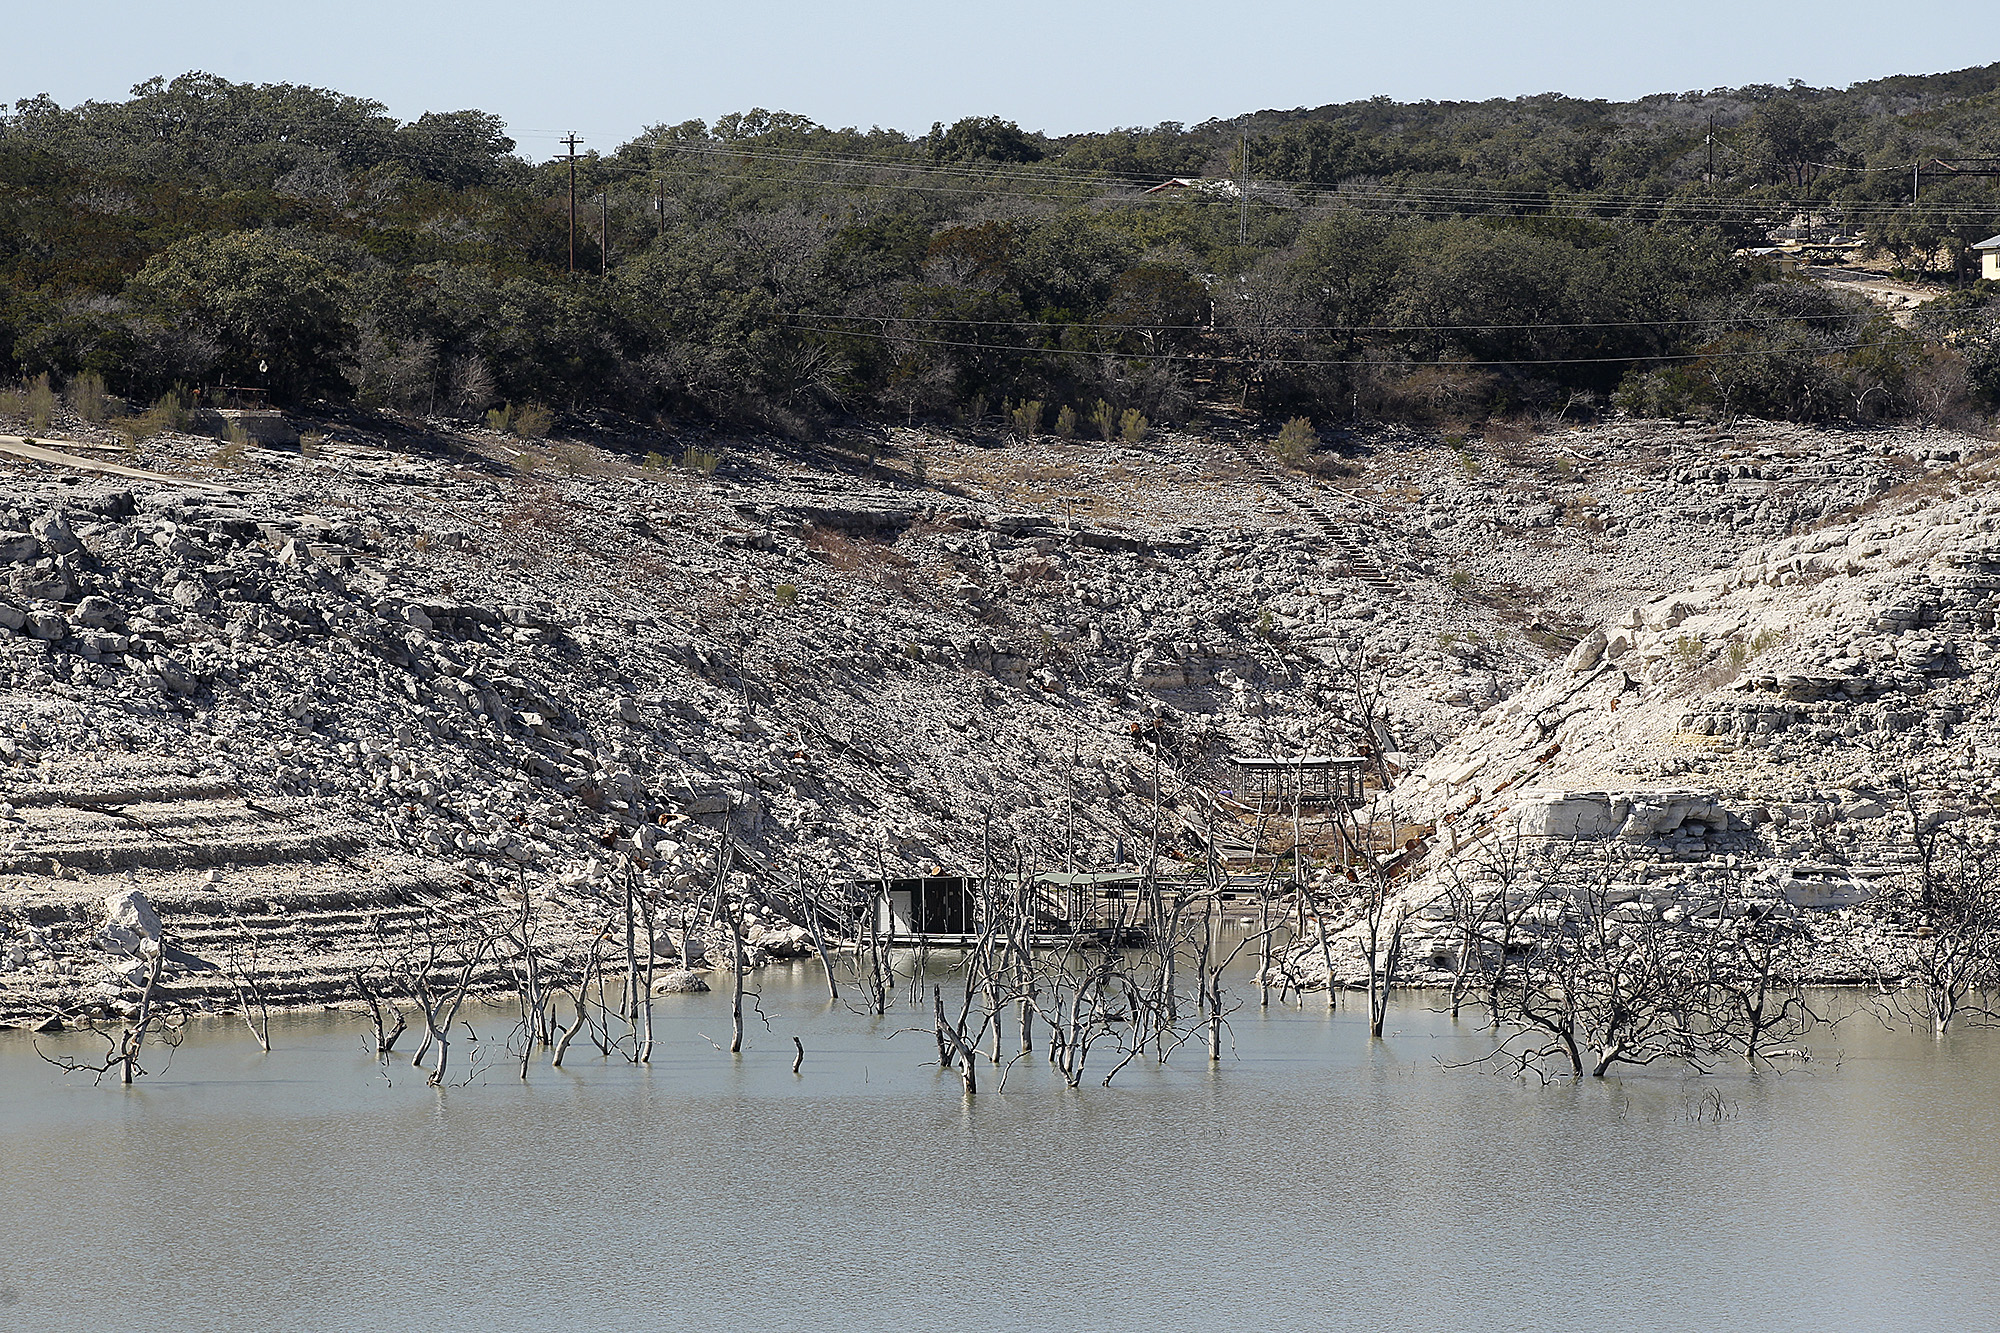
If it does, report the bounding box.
[1337,799,1411,1040]
[353,967,406,1058]
[1883,791,2000,1036]
[1010,915,1210,1089]
[633,871,660,1062]
[1296,865,1348,1010]
[578,907,617,1057]
[1189,851,1254,1062]
[39,945,181,1085]
[1683,888,1819,1063]
[928,853,1024,1097]
[550,979,593,1068]
[497,874,554,1078]
[1435,832,1574,1026]
[796,863,839,1002]
[1257,862,1277,1009]
[223,917,273,1053]
[861,846,895,1016]
[1326,640,1395,792]
[508,872,551,1044]
[621,863,642,1036]
[1570,892,1702,1077]
[396,908,499,1087]
[1483,840,1719,1078]
[726,876,748,1055]
[933,982,980,1095]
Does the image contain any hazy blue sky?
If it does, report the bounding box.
[9,1,1992,158]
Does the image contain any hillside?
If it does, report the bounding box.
[1281,441,2000,993]
[3,62,1998,449]
[0,397,1986,1020]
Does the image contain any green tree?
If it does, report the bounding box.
[1097,262,1209,355]
[1290,210,1407,353]
[1748,96,1837,189]
[1250,120,1374,185]
[394,110,517,189]
[931,116,1044,164]
[125,230,352,401]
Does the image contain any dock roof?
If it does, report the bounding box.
[1233,755,1367,769]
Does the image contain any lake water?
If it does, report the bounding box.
[3,960,1996,1333]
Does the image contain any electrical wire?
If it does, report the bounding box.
[781,310,1884,334]
[548,140,2000,222]
[778,321,1915,370]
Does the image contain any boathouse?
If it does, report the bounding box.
[874,874,977,937]
[862,869,1158,944]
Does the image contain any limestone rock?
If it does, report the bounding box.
[1566,627,1607,673]
[29,512,80,556]
[69,596,124,630]
[104,888,163,943]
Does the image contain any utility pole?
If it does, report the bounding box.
[1238,130,1249,244]
[601,187,609,275]
[561,133,582,276]
[1705,113,1714,184]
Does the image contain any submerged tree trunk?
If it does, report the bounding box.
[551,988,589,1068]
[730,895,746,1055]
[798,865,839,1002]
[1367,907,1404,1040]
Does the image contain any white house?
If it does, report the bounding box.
[1143,176,1240,198]
[1977,234,2000,282]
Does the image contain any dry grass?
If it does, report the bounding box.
[802,524,920,602]
[498,482,574,539]
[931,440,1188,520]
[1014,461,1080,484]
[1682,660,1744,697]
[1302,455,1362,480]
[1564,495,1607,532]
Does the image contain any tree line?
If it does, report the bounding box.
[2,68,1997,439]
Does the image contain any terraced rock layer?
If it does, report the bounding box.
[0,406,1988,1019]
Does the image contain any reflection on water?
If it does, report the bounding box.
[2,962,1996,1333]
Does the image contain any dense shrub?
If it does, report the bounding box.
[0,69,1994,432]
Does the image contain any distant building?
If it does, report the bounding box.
[1976,234,2000,282]
[1143,176,1240,198]
[1740,246,1805,273]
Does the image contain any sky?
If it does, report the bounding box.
[8,0,1994,159]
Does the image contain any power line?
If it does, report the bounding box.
[551,164,2000,231]
[554,138,2000,221]
[790,310,1881,334]
[777,320,1915,370]
[609,133,1966,205]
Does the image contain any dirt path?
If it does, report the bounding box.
[0,433,229,491]
[1805,266,1947,324]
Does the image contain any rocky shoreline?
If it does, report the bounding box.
[1,405,1990,1023]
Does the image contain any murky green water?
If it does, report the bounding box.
[3,963,1995,1332]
